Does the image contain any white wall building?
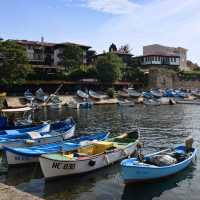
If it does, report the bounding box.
[142,44,188,70]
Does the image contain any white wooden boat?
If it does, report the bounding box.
[159,98,176,105]
[77,90,89,99]
[144,99,160,106]
[118,100,135,107]
[68,101,93,109]
[39,130,140,179]
[124,88,141,98]
[118,91,130,98]
[89,90,105,100]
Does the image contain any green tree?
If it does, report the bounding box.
[96,53,124,82]
[118,44,132,54]
[0,40,32,84]
[58,44,84,71]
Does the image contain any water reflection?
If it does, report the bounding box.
[122,166,195,200]
[5,164,42,186]
[0,104,200,200]
[43,164,121,200]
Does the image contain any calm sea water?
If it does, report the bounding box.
[0,104,200,200]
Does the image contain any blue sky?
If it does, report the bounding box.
[1,0,200,63]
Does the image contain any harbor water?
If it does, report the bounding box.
[0,104,200,200]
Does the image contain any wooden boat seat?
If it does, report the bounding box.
[27,131,42,139]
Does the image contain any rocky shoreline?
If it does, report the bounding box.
[0,183,44,200]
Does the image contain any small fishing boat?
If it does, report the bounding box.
[121,137,197,183]
[124,88,141,98]
[39,130,140,180]
[144,99,160,106]
[118,100,135,107]
[48,94,62,109]
[0,107,34,130]
[150,90,163,98]
[24,89,34,102]
[35,88,48,102]
[159,98,176,105]
[192,90,200,98]
[175,90,190,98]
[89,90,105,100]
[118,91,130,98]
[163,89,178,98]
[143,92,154,99]
[3,131,109,165]
[68,101,93,109]
[77,90,89,99]
[176,100,200,105]
[0,117,76,150]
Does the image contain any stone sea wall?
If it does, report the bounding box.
[148,68,200,89]
[0,183,44,200]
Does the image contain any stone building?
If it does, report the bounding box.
[134,44,188,71]
[10,38,92,74]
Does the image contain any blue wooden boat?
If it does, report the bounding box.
[143,92,154,99]
[24,89,34,101]
[3,131,109,165]
[150,90,163,98]
[35,88,48,102]
[0,107,34,130]
[121,145,197,184]
[0,123,50,139]
[0,117,76,149]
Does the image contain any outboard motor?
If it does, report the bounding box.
[185,136,193,152]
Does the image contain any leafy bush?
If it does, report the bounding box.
[106,88,115,98]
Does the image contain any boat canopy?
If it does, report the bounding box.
[1,107,32,113]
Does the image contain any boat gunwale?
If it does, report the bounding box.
[3,131,109,157]
[40,139,139,162]
[121,146,197,169]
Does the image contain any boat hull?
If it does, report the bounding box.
[39,143,136,179]
[5,150,39,165]
[4,131,108,165]
[121,148,197,183]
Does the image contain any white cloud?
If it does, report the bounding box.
[81,0,140,15]
[85,0,200,63]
